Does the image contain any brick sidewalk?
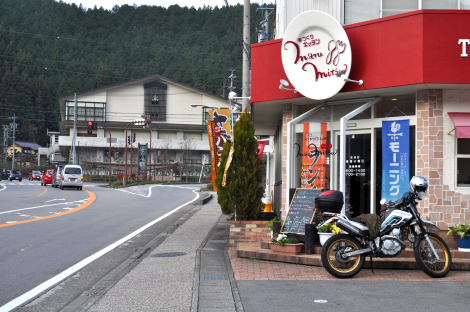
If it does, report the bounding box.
[228,247,470,282]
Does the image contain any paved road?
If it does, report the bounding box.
[236,280,470,312]
[0,182,203,309]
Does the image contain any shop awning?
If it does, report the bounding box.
[448,112,470,138]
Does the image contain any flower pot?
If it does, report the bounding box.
[269,242,303,255]
[458,235,470,252]
[318,232,336,246]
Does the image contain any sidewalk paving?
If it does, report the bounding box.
[88,192,470,312]
[88,192,240,312]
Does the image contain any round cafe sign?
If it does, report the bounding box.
[281,10,352,100]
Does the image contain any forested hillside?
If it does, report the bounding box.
[0,0,273,146]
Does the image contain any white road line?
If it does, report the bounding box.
[0,200,88,215]
[45,199,66,203]
[0,190,200,312]
[116,184,201,198]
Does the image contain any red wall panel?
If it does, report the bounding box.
[251,10,470,103]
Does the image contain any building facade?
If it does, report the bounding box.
[251,5,470,233]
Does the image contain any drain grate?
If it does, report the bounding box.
[151,252,187,258]
[200,274,229,280]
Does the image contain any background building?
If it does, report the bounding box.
[39,74,231,181]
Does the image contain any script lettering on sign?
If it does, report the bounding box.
[281,11,352,100]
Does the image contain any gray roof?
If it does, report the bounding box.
[14,141,43,150]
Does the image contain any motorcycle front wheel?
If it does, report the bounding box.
[321,234,365,278]
[414,233,452,278]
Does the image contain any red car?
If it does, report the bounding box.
[29,170,42,181]
[41,169,55,186]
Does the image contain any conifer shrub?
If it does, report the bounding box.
[219,110,263,220]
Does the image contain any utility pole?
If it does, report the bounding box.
[256,2,274,43]
[10,114,16,169]
[2,125,9,171]
[242,0,251,112]
[71,93,77,164]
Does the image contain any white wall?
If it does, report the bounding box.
[106,85,145,123]
[166,85,229,125]
[443,89,470,194]
[275,0,343,39]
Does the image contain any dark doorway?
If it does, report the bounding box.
[344,133,371,217]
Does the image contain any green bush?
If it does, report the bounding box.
[222,110,263,220]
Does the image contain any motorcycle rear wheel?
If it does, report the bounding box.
[414,233,452,278]
[321,234,365,278]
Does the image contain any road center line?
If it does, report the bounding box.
[0,189,200,312]
[37,187,47,197]
[0,189,96,228]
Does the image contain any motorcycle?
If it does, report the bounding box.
[316,178,452,279]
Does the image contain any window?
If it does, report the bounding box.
[144,81,167,122]
[64,168,82,174]
[382,0,419,18]
[344,0,466,24]
[66,102,106,122]
[375,95,416,118]
[456,138,470,187]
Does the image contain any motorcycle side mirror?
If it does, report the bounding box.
[380,198,386,205]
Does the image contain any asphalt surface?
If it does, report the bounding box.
[9,190,470,312]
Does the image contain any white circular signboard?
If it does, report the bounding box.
[281,10,352,100]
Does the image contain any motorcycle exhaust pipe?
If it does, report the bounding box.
[335,219,366,237]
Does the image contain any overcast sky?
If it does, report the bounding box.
[57,0,249,10]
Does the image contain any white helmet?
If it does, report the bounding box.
[409,176,428,201]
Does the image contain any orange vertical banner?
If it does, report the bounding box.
[206,121,218,191]
[301,122,327,189]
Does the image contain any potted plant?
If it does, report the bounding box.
[446,221,470,251]
[269,234,303,255]
[317,222,342,246]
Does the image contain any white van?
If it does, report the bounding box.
[59,164,83,190]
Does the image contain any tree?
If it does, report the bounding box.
[222,109,263,220]
[179,138,197,183]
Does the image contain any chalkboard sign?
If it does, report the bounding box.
[281,188,321,234]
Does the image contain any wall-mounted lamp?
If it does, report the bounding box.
[279,79,298,93]
[228,91,250,101]
[336,70,363,86]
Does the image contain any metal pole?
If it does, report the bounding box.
[130,134,133,178]
[242,0,251,112]
[12,114,15,169]
[124,121,133,186]
[72,93,77,164]
[99,126,112,186]
[148,120,152,180]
